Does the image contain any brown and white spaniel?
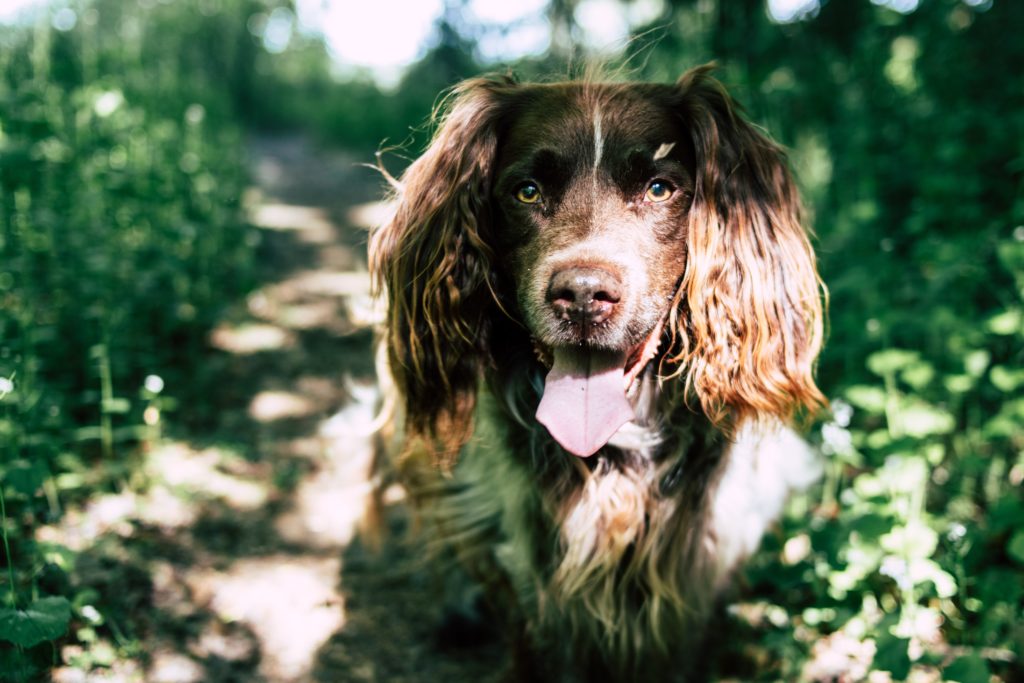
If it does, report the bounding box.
[370,64,826,681]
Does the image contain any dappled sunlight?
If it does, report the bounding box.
[149,444,271,510]
[148,651,206,683]
[35,442,273,554]
[243,270,376,335]
[802,630,878,682]
[286,269,373,298]
[126,136,384,681]
[274,300,343,330]
[321,377,386,437]
[249,389,320,422]
[346,199,394,231]
[273,464,373,548]
[275,385,381,547]
[248,289,358,335]
[210,321,295,354]
[251,202,338,245]
[187,555,346,680]
[35,491,140,552]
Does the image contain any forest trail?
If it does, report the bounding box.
[48,136,505,682]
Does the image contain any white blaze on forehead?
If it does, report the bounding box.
[653,142,676,160]
[592,106,604,170]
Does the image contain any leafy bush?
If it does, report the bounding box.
[0,0,278,675]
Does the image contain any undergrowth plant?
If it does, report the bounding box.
[0,0,280,676]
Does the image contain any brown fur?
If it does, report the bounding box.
[369,65,825,681]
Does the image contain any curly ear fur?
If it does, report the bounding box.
[666,65,826,425]
[369,77,513,465]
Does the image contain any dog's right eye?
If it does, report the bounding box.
[515,183,542,204]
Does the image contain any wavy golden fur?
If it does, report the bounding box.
[370,65,825,681]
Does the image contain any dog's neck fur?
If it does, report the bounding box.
[476,338,727,664]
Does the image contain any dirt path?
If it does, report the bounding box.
[47,136,506,682]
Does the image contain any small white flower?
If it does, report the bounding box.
[831,399,853,427]
[0,376,13,396]
[80,605,102,624]
[821,422,853,455]
[144,375,165,394]
[880,556,912,591]
[185,104,206,125]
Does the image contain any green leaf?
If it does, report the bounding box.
[909,559,957,598]
[982,399,1024,438]
[997,241,1024,274]
[867,349,920,377]
[873,632,911,680]
[944,374,974,394]
[0,597,72,647]
[3,459,46,495]
[850,513,892,541]
[944,654,990,683]
[990,365,1024,392]
[899,401,955,438]
[987,309,1022,335]
[989,498,1024,535]
[900,361,934,389]
[963,350,990,377]
[101,398,131,414]
[72,426,104,441]
[1007,530,1024,565]
[0,649,41,680]
[845,385,887,413]
[881,521,938,559]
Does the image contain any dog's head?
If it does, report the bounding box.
[371,65,825,462]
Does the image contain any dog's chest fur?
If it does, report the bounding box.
[421,364,820,677]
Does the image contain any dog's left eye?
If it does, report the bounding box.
[645,180,674,203]
[515,182,542,204]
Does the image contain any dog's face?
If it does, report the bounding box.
[371,68,825,462]
[492,84,693,366]
[490,84,702,455]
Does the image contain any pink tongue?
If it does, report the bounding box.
[535,348,634,457]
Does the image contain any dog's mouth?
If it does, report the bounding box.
[534,319,664,458]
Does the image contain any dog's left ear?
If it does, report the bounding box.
[370,77,513,465]
[668,65,826,425]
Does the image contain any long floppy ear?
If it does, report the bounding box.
[369,77,512,464]
[667,65,825,426]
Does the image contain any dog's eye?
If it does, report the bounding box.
[645,180,674,203]
[515,183,542,204]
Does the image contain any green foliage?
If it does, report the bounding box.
[0,0,1021,679]
[0,597,71,648]
[0,0,279,673]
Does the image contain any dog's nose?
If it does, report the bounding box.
[547,267,622,325]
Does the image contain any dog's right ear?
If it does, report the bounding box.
[369,77,514,466]
[667,65,825,427]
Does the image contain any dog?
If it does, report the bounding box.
[369,64,826,681]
